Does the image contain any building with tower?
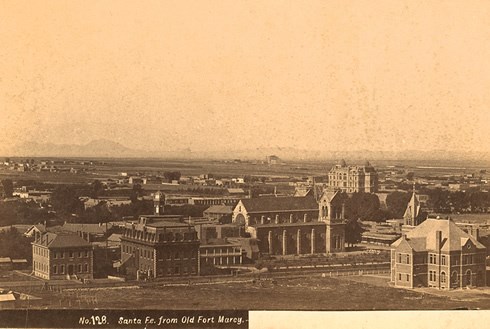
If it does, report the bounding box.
[232,192,346,255]
[119,191,200,279]
[327,160,378,193]
[318,191,346,253]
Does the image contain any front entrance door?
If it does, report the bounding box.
[68,264,74,276]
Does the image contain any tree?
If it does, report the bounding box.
[91,180,105,198]
[130,184,142,203]
[406,172,415,181]
[51,185,84,214]
[163,171,181,183]
[386,191,411,218]
[345,219,364,247]
[344,192,381,220]
[1,179,14,197]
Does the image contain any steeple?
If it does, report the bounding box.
[403,188,421,226]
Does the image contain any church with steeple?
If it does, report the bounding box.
[402,185,428,231]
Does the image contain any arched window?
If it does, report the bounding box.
[440,271,446,283]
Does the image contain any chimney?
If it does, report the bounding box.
[471,227,480,240]
[435,230,442,250]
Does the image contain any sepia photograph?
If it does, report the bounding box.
[1,0,490,328]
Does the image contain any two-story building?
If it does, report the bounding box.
[32,231,94,280]
[391,218,486,289]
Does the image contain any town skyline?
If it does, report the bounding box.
[2,1,490,158]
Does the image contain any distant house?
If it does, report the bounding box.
[203,205,233,223]
[32,231,94,280]
[24,224,47,237]
[391,218,486,289]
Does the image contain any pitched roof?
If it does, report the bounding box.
[34,232,92,249]
[393,218,486,251]
[319,190,340,203]
[204,205,233,214]
[240,196,318,213]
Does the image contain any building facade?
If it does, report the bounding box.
[234,192,346,255]
[32,231,94,280]
[391,218,486,289]
[327,160,378,193]
[120,215,200,279]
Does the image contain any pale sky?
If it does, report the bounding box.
[1,0,490,156]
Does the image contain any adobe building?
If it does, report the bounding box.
[233,192,346,256]
[32,231,94,280]
[327,160,378,193]
[391,218,486,289]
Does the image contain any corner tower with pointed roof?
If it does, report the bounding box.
[318,190,346,253]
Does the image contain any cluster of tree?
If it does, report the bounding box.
[163,171,182,183]
[0,228,33,262]
[0,200,55,226]
[1,179,13,197]
[422,188,490,214]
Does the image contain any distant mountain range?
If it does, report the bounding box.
[5,139,490,162]
[11,139,152,158]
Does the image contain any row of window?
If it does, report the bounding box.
[122,245,197,260]
[34,262,90,274]
[201,247,241,255]
[34,260,48,273]
[34,246,49,258]
[53,250,90,259]
[427,254,484,265]
[52,263,89,274]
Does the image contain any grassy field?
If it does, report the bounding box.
[4,275,489,310]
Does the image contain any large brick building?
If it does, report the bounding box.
[32,231,94,280]
[327,160,378,193]
[391,218,486,289]
[120,215,200,279]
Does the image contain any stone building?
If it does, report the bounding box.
[120,215,200,279]
[391,218,486,289]
[32,231,94,280]
[234,192,346,255]
[327,160,378,193]
[232,196,319,228]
